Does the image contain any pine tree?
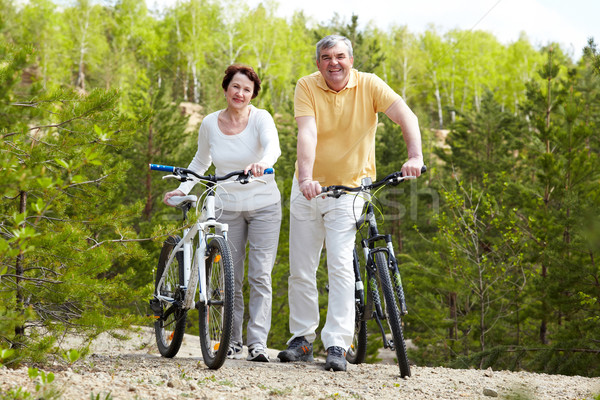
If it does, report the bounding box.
[0,40,145,363]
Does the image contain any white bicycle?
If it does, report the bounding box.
[148,163,273,369]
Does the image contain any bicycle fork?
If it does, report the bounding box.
[361,236,408,351]
[367,235,408,315]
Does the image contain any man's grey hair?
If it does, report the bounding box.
[316,35,353,60]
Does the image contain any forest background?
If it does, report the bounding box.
[1,0,599,377]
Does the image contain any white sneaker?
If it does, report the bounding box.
[247,343,269,362]
[226,341,243,359]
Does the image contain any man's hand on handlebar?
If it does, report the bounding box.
[299,178,321,200]
[401,157,425,178]
[163,189,185,206]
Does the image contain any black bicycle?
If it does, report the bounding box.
[321,165,426,378]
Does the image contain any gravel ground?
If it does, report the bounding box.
[1,326,599,400]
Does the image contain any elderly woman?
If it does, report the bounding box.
[163,64,281,362]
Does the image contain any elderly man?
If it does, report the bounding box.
[277,35,424,371]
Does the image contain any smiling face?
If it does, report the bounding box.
[224,72,255,110]
[316,42,354,92]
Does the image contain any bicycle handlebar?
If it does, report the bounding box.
[149,163,273,183]
[321,165,427,198]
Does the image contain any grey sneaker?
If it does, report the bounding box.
[277,336,313,362]
[226,341,243,359]
[247,343,269,362]
[324,346,347,371]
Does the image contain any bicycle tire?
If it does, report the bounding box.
[198,236,234,369]
[375,251,411,378]
[347,249,368,364]
[154,236,187,358]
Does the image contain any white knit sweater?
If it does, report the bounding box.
[178,105,281,212]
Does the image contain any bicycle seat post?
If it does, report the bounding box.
[181,203,192,222]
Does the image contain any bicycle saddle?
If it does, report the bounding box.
[167,195,198,208]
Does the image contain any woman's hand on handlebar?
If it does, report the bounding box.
[299,178,321,200]
[163,189,185,206]
[244,162,270,177]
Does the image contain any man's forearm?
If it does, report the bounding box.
[401,115,423,160]
[297,134,316,182]
[386,98,423,159]
[296,116,318,182]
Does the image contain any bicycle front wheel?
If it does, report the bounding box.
[154,236,187,358]
[375,251,411,378]
[198,236,234,369]
[347,249,367,364]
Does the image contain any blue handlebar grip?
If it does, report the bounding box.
[149,163,175,172]
[264,168,274,174]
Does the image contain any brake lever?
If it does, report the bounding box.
[236,171,252,184]
[236,170,270,185]
[323,189,343,199]
[162,173,191,182]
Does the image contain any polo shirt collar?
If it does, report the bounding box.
[316,69,358,92]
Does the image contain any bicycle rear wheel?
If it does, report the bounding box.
[375,251,411,378]
[154,236,187,358]
[347,249,367,364]
[198,236,234,369]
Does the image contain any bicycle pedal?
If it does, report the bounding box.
[149,298,163,317]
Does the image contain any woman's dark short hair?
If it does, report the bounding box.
[222,64,261,99]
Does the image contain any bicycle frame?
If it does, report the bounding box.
[358,200,408,317]
[151,164,272,311]
[154,185,230,311]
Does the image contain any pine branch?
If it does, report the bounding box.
[502,346,600,354]
[0,274,63,285]
[86,235,160,250]
[65,174,110,188]
[86,227,185,250]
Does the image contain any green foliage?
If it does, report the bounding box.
[449,342,600,377]
[61,348,80,364]
[406,45,599,376]
[0,367,62,400]
[0,347,15,367]
[89,392,113,400]
[584,38,600,76]
[0,38,147,362]
[436,90,527,182]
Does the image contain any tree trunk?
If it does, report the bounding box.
[192,62,200,104]
[479,263,486,354]
[539,51,554,346]
[433,71,443,129]
[75,8,90,91]
[402,56,408,100]
[15,191,27,339]
[448,292,457,340]
[142,124,154,219]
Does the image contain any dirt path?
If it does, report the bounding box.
[1,327,599,399]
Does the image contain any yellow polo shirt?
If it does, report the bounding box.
[294,69,401,187]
